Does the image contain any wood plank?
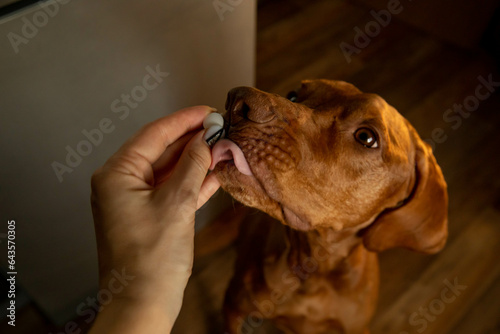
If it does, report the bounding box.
[371,208,500,334]
[352,0,499,49]
[257,1,366,92]
[376,95,500,319]
[257,0,322,31]
[257,0,353,66]
[450,275,500,334]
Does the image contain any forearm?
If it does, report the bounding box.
[88,293,184,334]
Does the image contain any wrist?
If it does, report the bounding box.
[89,292,184,334]
[98,263,191,304]
[93,268,190,328]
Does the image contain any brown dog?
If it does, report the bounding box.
[210,79,448,334]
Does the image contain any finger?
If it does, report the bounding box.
[196,173,221,209]
[158,130,212,207]
[152,131,197,185]
[107,106,213,182]
[118,105,212,163]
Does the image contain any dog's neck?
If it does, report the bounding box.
[284,223,370,273]
[262,214,376,272]
[261,219,375,293]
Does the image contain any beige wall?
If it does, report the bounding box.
[0,0,255,325]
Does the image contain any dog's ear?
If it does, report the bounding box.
[362,134,448,254]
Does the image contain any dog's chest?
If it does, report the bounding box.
[260,255,357,322]
[284,277,340,319]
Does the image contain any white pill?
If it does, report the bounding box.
[203,113,224,129]
[203,125,223,141]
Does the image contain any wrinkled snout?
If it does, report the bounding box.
[225,86,278,124]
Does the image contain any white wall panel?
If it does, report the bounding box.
[0,0,255,324]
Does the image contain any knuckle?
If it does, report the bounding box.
[143,121,172,146]
[90,166,118,195]
[187,148,209,173]
[90,167,106,191]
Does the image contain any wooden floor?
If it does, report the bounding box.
[4,0,499,333]
[175,1,500,333]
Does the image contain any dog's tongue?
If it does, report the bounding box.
[210,139,253,176]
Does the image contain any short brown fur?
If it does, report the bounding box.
[213,80,448,334]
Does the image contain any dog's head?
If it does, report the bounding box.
[211,79,448,254]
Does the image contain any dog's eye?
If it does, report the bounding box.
[286,91,298,102]
[354,128,379,148]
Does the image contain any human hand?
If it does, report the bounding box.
[89,106,220,333]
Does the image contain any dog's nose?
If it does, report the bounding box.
[225,87,276,123]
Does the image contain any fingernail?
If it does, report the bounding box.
[203,110,224,147]
[205,128,225,147]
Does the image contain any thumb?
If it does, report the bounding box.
[159,130,212,207]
